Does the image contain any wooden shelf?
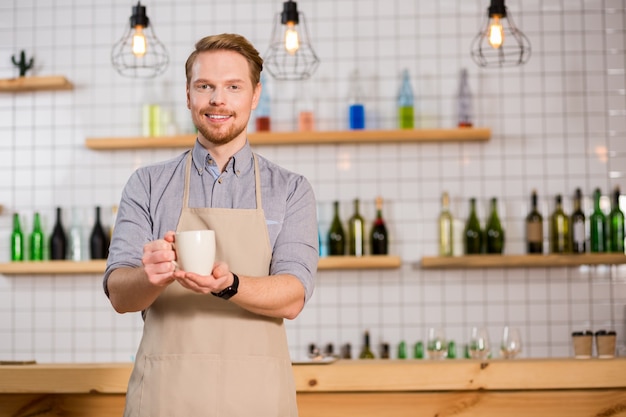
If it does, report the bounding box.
[85,128,491,150]
[0,75,73,92]
[0,256,401,275]
[420,253,626,269]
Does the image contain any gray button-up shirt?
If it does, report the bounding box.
[104,140,318,302]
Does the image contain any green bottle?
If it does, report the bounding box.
[397,69,414,129]
[447,340,457,359]
[327,201,345,255]
[348,199,365,256]
[413,341,424,359]
[590,188,607,253]
[397,340,407,359]
[485,197,504,254]
[550,195,571,253]
[608,186,625,253]
[464,198,483,254]
[359,331,375,359]
[11,213,24,261]
[570,188,586,254]
[29,212,44,261]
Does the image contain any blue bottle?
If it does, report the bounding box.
[348,70,365,129]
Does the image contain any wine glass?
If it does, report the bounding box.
[500,326,522,359]
[427,327,448,360]
[468,326,491,360]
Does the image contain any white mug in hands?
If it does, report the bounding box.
[174,230,216,275]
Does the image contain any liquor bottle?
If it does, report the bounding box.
[457,68,473,128]
[297,80,315,131]
[68,207,84,261]
[380,342,390,359]
[348,69,365,129]
[370,196,388,255]
[550,195,571,253]
[29,212,44,261]
[439,192,453,256]
[348,199,365,256]
[89,206,109,259]
[464,198,483,254]
[608,186,625,253]
[570,188,586,254]
[11,213,24,261]
[359,331,375,359]
[397,69,414,129]
[590,188,607,253]
[49,207,67,260]
[525,190,543,254]
[327,201,346,255]
[255,73,271,132]
[485,197,504,254]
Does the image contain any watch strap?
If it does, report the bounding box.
[212,273,239,300]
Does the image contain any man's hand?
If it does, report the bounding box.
[142,230,178,287]
[175,261,233,295]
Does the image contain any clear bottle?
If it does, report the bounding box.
[29,212,44,261]
[68,207,84,261]
[348,69,365,129]
[358,330,375,359]
[608,186,625,253]
[297,80,315,131]
[89,206,109,259]
[485,197,504,254]
[348,199,365,256]
[397,69,414,129]
[255,73,271,132]
[370,196,388,255]
[570,188,586,254]
[438,192,453,256]
[525,190,543,254]
[11,213,24,261]
[550,195,571,254]
[457,68,473,128]
[590,188,607,253]
[49,207,67,260]
[327,201,345,256]
[464,198,483,254]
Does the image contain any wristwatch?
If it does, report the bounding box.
[212,273,239,300]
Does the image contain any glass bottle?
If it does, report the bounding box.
[327,201,345,256]
[464,198,483,254]
[438,192,453,256]
[348,69,365,129]
[485,197,504,254]
[358,330,375,359]
[608,186,625,253]
[255,73,271,132]
[49,207,67,260]
[297,80,315,131]
[457,68,473,128]
[397,340,407,359]
[29,212,44,261]
[550,195,571,254]
[590,188,607,253]
[397,68,414,129]
[348,199,365,256]
[413,341,424,359]
[68,207,84,261]
[370,196,388,255]
[570,188,586,254]
[525,190,543,254]
[11,213,24,261]
[89,206,109,259]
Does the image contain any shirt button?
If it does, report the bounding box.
[218,178,223,184]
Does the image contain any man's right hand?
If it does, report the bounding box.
[142,230,178,287]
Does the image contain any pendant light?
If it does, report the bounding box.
[264,0,320,81]
[470,0,531,68]
[111,2,169,78]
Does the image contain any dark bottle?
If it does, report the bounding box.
[89,206,110,259]
[358,331,375,359]
[370,196,388,255]
[327,201,346,256]
[608,186,625,253]
[11,213,24,261]
[485,197,504,254]
[550,195,571,253]
[464,198,483,254]
[526,190,543,254]
[29,212,44,261]
[570,188,586,254]
[348,199,365,256]
[50,207,68,260]
[590,188,607,253]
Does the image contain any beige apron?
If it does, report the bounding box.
[124,152,298,417]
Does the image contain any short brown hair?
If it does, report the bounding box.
[185,33,264,86]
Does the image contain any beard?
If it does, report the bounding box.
[193,108,247,146]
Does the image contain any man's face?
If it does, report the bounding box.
[187,50,260,146]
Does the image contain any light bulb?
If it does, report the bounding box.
[132,25,147,57]
[284,22,300,55]
[488,15,504,49]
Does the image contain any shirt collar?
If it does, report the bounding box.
[191,138,253,178]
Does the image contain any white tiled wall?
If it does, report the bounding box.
[0,0,625,363]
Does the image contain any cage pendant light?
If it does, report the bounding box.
[471,0,531,68]
[111,2,169,78]
[264,0,320,81]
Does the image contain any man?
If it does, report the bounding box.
[104,33,318,416]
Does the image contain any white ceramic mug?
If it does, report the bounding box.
[174,230,216,275]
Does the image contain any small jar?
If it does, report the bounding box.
[572,331,593,358]
[595,330,617,358]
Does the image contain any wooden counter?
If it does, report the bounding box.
[1,358,625,416]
